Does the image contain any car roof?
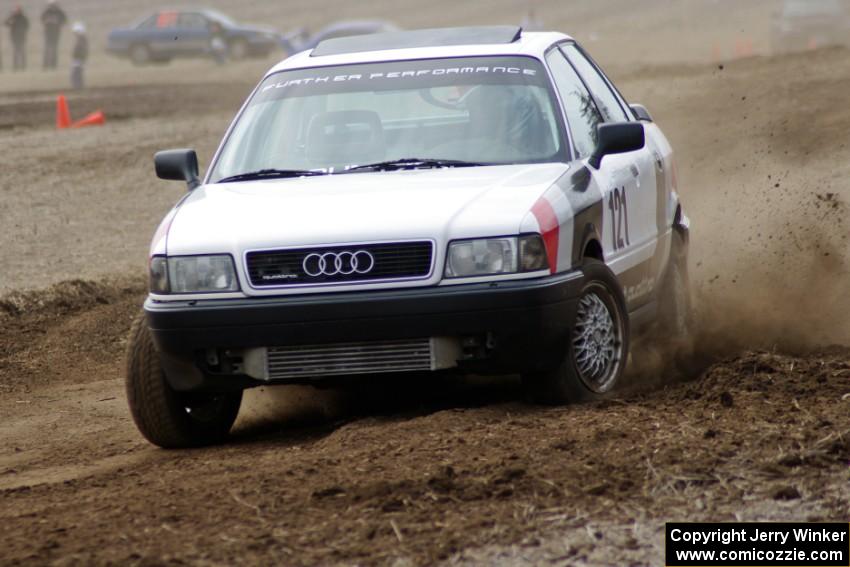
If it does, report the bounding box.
[268,27,570,75]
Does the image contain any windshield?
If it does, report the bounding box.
[208,56,567,182]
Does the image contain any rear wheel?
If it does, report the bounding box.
[656,231,694,361]
[125,312,242,448]
[522,259,629,404]
[228,39,249,60]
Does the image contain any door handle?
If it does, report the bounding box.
[630,164,640,178]
[653,152,664,171]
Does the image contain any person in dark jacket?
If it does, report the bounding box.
[41,0,67,70]
[5,5,29,71]
[70,22,87,89]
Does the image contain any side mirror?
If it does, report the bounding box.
[630,103,653,122]
[588,122,645,169]
[155,149,200,190]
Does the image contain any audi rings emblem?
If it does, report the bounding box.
[302,250,376,277]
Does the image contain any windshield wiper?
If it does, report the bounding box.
[217,168,327,183]
[345,158,490,173]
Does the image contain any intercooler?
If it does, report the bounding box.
[247,337,460,380]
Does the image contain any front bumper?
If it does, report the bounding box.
[146,270,585,391]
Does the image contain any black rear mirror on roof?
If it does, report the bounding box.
[588,122,645,169]
[155,149,200,190]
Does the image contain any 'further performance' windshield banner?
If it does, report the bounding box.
[252,56,549,102]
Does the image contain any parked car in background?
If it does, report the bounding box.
[282,20,400,54]
[107,9,280,65]
[771,0,850,54]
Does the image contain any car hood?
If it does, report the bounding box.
[165,163,568,257]
[107,27,133,37]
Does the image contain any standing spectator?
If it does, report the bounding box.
[5,5,29,71]
[41,0,67,70]
[70,22,87,89]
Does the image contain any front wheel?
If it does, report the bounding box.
[125,312,242,448]
[522,259,629,404]
[129,44,151,66]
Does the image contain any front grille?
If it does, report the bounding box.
[266,339,433,379]
[246,241,433,287]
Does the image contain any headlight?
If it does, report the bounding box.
[149,255,240,294]
[444,235,548,278]
[149,256,169,293]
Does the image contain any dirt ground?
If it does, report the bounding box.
[1,284,849,566]
[2,2,850,565]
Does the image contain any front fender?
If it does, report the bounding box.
[520,163,606,274]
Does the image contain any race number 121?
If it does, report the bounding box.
[608,186,630,251]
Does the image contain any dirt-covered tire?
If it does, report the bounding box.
[656,231,694,358]
[125,312,242,448]
[522,259,629,404]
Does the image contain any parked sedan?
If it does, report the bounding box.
[107,9,280,65]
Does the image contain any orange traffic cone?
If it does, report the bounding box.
[56,94,71,129]
[71,110,105,128]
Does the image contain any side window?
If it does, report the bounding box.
[561,44,629,123]
[156,11,178,29]
[546,49,602,158]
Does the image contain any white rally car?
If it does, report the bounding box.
[127,26,691,447]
